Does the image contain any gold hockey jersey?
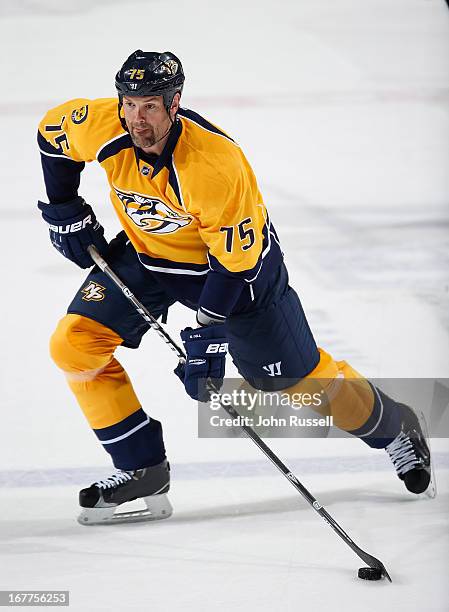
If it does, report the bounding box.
[38,98,282,318]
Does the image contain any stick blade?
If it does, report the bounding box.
[356,548,392,582]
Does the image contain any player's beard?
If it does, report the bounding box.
[129,124,157,148]
[129,119,171,150]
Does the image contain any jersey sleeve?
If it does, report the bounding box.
[198,156,267,276]
[37,99,95,203]
[196,154,272,322]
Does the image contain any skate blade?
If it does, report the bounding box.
[77,494,173,526]
[416,410,437,499]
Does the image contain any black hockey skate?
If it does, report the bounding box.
[385,404,436,498]
[77,459,172,525]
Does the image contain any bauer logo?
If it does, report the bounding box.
[48,215,92,234]
[113,186,192,235]
[82,282,105,302]
[205,343,228,354]
[71,105,89,124]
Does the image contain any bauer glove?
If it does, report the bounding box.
[38,196,108,269]
[174,325,228,401]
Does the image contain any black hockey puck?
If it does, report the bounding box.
[358,567,383,581]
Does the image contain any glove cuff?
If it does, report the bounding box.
[38,196,86,221]
[180,324,227,343]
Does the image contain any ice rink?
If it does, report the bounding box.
[1,0,448,610]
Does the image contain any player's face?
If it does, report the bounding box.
[122,95,178,150]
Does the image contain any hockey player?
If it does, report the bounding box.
[37,50,434,525]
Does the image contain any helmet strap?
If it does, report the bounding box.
[117,98,128,133]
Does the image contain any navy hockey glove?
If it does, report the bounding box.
[38,196,108,269]
[174,325,228,401]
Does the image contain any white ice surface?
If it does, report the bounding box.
[0,0,448,610]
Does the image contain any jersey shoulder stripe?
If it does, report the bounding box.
[178,108,238,145]
[97,133,132,163]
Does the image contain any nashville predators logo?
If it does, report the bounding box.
[114,187,192,234]
[82,281,105,301]
[71,105,89,124]
[162,59,178,75]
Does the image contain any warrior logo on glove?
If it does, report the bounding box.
[114,187,192,235]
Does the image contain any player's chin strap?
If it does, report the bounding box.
[87,244,392,583]
[149,116,175,147]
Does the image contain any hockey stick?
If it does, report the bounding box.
[88,244,392,582]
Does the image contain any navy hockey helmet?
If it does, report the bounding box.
[115,50,185,114]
